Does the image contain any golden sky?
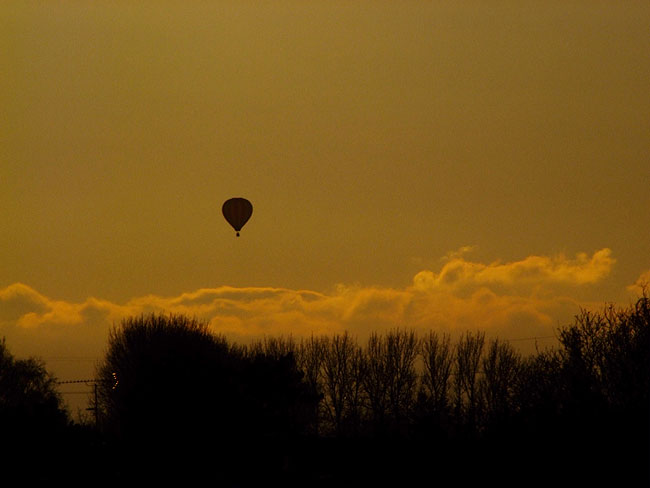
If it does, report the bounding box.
[1,1,650,399]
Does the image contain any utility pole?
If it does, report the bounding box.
[56,379,101,429]
[58,376,118,430]
[84,381,99,429]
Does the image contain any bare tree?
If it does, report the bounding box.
[320,332,364,436]
[296,334,325,393]
[479,338,520,427]
[361,332,390,429]
[453,331,485,431]
[384,329,419,426]
[420,331,454,415]
[248,334,297,359]
[361,329,419,435]
[296,335,326,435]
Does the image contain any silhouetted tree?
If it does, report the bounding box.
[320,332,364,436]
[453,331,485,434]
[296,335,326,435]
[553,296,650,479]
[87,301,650,480]
[376,330,419,434]
[248,334,297,359]
[412,331,454,446]
[0,338,70,478]
[362,332,391,432]
[420,331,453,417]
[558,298,650,414]
[242,336,321,437]
[95,314,318,479]
[499,297,650,480]
[478,338,520,429]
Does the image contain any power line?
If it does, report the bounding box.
[55,379,107,427]
[57,379,97,384]
[44,357,98,362]
[508,335,556,342]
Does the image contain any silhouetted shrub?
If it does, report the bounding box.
[95,314,318,478]
[0,338,70,478]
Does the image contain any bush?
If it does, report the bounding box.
[95,314,318,478]
[0,338,70,478]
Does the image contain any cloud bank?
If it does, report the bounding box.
[414,248,614,294]
[1,248,623,366]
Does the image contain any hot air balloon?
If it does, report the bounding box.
[222,197,253,236]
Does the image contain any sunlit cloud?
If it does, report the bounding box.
[0,248,623,366]
[413,248,615,295]
[627,269,650,296]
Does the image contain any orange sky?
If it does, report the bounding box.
[1,2,649,411]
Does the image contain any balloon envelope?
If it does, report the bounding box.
[222,198,253,236]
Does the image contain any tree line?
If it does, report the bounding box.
[1,296,648,480]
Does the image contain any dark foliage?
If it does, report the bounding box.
[2,296,648,480]
[0,338,72,478]
[94,314,319,479]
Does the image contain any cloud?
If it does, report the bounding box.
[0,283,51,322]
[413,248,615,295]
[627,269,650,296]
[0,248,618,369]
